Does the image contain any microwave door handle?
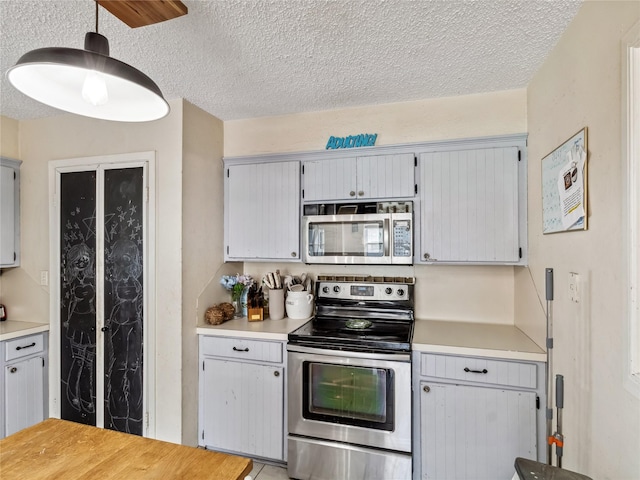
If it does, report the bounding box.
[383,218,390,257]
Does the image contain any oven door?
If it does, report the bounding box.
[287,345,411,453]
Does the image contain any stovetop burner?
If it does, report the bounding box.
[345,319,372,330]
[288,279,415,354]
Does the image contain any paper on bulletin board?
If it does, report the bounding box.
[542,128,588,234]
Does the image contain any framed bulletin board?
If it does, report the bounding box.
[542,128,588,234]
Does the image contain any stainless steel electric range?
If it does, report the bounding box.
[287,276,415,480]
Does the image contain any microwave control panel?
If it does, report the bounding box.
[393,220,412,257]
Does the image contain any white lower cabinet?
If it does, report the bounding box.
[199,335,286,462]
[1,332,48,439]
[413,352,545,480]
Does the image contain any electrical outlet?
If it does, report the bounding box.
[40,270,49,286]
[568,272,580,303]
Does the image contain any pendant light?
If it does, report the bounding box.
[6,2,169,122]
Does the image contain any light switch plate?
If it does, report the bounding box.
[568,272,580,303]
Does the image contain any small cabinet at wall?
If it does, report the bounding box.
[418,144,525,264]
[302,153,415,202]
[0,332,48,439]
[199,335,286,462]
[413,352,545,480]
[0,157,22,267]
[225,160,300,261]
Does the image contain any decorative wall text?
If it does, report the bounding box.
[326,133,378,150]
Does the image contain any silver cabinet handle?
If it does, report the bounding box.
[358,191,364,196]
[349,191,356,197]
[423,253,430,260]
[274,371,280,377]
[423,385,430,393]
[291,252,297,257]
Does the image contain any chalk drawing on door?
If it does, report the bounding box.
[59,168,144,433]
[103,169,144,434]
[60,193,98,425]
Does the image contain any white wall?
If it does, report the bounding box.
[518,2,640,478]
[0,116,19,158]
[226,89,527,324]
[2,102,186,443]
[181,100,224,445]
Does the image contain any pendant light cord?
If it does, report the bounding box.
[95,1,99,34]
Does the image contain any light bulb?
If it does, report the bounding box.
[82,70,108,106]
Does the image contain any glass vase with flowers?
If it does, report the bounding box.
[220,274,254,317]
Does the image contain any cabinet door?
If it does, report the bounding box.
[356,153,415,199]
[203,358,284,460]
[419,147,519,263]
[0,164,18,266]
[5,356,45,437]
[420,382,536,480]
[226,161,300,260]
[302,157,357,202]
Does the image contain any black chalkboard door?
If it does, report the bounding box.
[59,165,145,436]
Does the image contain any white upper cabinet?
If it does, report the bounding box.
[302,153,415,202]
[223,134,526,265]
[418,146,522,263]
[225,160,300,261]
[302,157,357,202]
[0,157,21,268]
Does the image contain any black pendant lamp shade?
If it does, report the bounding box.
[7,31,170,122]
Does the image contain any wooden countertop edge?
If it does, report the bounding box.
[0,418,253,480]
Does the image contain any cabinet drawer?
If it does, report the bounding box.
[5,333,45,362]
[420,353,537,389]
[200,336,283,363]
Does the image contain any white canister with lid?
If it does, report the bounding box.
[285,291,314,319]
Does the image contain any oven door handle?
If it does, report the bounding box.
[286,344,410,362]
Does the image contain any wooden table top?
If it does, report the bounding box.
[0,418,252,479]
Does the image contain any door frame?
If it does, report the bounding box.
[48,151,157,437]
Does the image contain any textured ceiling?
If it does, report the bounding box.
[0,0,583,122]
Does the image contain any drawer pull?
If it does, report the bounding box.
[16,342,36,351]
[464,367,488,374]
[9,367,17,373]
[423,385,430,393]
[232,347,249,352]
[274,371,280,377]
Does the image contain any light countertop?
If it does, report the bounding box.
[0,320,50,342]
[196,316,311,341]
[412,319,546,362]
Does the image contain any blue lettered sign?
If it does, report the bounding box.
[326,133,378,150]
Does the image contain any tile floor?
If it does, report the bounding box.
[248,462,290,480]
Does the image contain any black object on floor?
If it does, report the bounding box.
[514,458,593,480]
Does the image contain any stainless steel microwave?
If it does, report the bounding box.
[302,202,413,265]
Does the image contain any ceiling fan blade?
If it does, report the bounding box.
[97,0,188,28]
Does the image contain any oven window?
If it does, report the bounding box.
[303,362,394,431]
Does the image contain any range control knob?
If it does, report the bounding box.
[333,285,341,293]
[396,288,405,297]
[385,287,393,295]
[322,286,330,294]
